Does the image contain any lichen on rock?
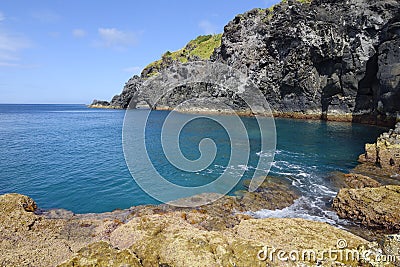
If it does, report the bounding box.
[333,185,400,231]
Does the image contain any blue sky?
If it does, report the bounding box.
[0,0,279,104]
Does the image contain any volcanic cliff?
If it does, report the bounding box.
[92,0,399,126]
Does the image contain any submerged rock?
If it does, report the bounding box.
[333,185,400,231]
[239,176,299,210]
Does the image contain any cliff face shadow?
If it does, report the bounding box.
[352,16,400,127]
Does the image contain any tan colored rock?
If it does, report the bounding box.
[239,176,299,210]
[0,193,373,267]
[329,172,381,189]
[109,212,368,267]
[333,185,400,231]
[0,193,38,232]
[126,177,299,231]
[382,234,400,261]
[0,193,117,266]
[359,123,400,176]
[58,241,142,267]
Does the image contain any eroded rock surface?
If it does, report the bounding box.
[95,0,400,126]
[333,185,400,231]
[359,122,400,176]
[329,172,382,189]
[89,76,143,109]
[0,189,371,267]
[0,194,99,266]
[214,0,400,124]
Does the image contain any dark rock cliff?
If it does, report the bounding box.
[213,0,400,124]
[90,76,142,109]
[94,0,400,125]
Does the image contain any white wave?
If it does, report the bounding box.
[246,197,344,225]
[256,151,275,157]
[237,164,250,171]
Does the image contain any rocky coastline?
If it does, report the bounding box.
[0,170,398,266]
[92,0,400,128]
[12,0,400,266]
[1,126,400,266]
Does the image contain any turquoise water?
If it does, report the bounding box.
[0,104,386,220]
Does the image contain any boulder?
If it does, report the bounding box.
[328,172,381,189]
[333,185,400,231]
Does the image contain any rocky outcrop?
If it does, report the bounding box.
[108,75,143,109]
[88,76,143,109]
[107,215,367,267]
[332,185,400,231]
[213,0,400,125]
[329,172,382,189]
[0,190,380,267]
[134,176,299,231]
[89,76,143,109]
[88,99,111,108]
[59,241,142,267]
[0,179,297,266]
[0,194,105,266]
[95,0,400,126]
[359,122,400,176]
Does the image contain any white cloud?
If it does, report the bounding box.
[123,66,142,74]
[0,62,22,67]
[0,11,5,22]
[199,20,218,35]
[94,28,137,50]
[72,29,86,38]
[0,31,30,52]
[31,9,61,23]
[0,30,31,67]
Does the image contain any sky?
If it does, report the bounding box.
[0,0,280,104]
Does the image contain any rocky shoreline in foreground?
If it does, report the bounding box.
[2,123,400,266]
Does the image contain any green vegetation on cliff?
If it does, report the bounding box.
[142,34,222,77]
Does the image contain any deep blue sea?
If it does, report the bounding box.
[0,104,386,223]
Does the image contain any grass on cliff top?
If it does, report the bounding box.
[142,34,222,77]
[267,0,312,12]
[281,0,312,4]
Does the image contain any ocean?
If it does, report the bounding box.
[0,104,386,223]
